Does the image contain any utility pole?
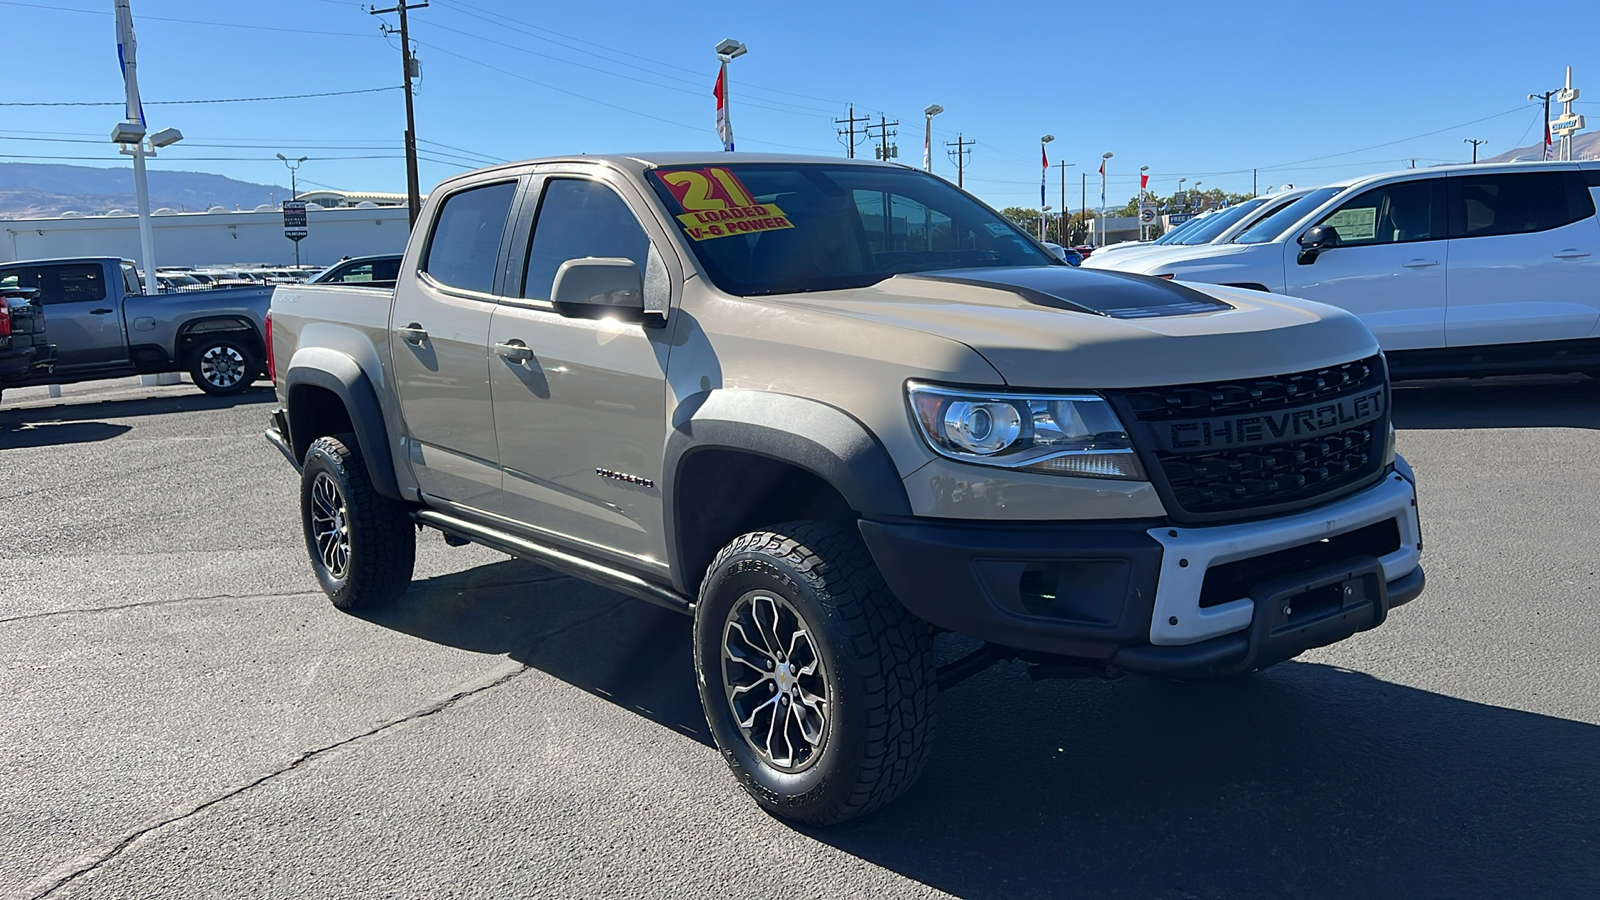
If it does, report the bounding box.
[835,104,869,158]
[1464,138,1487,163]
[371,0,427,227]
[1530,88,1555,160]
[1080,172,1087,245]
[1057,161,1071,244]
[866,116,899,162]
[945,134,973,188]
[1252,168,1257,197]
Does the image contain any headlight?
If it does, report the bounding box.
[908,383,1144,479]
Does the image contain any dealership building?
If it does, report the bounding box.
[0,190,412,267]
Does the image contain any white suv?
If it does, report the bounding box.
[1094,162,1600,378]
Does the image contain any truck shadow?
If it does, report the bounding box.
[0,385,275,426]
[0,419,132,449]
[1392,375,1599,430]
[358,558,1600,899]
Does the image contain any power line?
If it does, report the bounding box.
[946,135,974,188]
[0,0,384,38]
[0,86,401,108]
[836,106,870,159]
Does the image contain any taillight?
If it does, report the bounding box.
[0,298,11,338]
[264,309,276,380]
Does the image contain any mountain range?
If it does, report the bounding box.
[1483,131,1600,163]
[0,163,291,218]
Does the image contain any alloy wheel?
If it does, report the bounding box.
[309,472,350,580]
[199,344,246,388]
[721,592,830,772]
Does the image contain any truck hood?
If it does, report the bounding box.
[764,266,1377,389]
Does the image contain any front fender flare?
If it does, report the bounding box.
[283,346,401,500]
[662,390,911,593]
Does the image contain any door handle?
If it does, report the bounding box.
[397,323,428,345]
[1553,249,1591,260]
[1401,259,1440,268]
[494,339,533,363]
[89,307,114,315]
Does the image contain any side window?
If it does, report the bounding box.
[422,181,518,294]
[1316,180,1437,247]
[13,264,109,305]
[335,264,374,284]
[122,264,143,295]
[522,179,650,301]
[371,257,401,281]
[1451,172,1594,239]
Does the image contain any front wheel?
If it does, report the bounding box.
[693,521,937,825]
[188,336,258,396]
[300,434,415,610]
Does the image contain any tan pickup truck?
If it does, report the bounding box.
[266,153,1424,824]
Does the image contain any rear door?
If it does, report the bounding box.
[0,262,129,370]
[1284,177,1448,350]
[1444,169,1600,347]
[390,177,520,509]
[486,170,676,569]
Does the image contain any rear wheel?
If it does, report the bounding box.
[188,336,258,396]
[300,434,415,610]
[693,520,937,825]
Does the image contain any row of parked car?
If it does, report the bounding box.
[1083,159,1600,378]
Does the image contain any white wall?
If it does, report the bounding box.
[0,206,411,267]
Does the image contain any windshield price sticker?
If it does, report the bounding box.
[656,167,795,242]
[1323,207,1376,241]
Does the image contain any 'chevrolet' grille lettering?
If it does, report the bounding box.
[1160,388,1386,452]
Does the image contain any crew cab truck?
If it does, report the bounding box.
[0,257,273,396]
[266,153,1425,824]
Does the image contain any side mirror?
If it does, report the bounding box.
[550,258,647,323]
[1297,225,1340,265]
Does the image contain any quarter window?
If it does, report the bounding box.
[1315,180,1438,247]
[522,179,651,301]
[1450,172,1595,239]
[422,181,517,294]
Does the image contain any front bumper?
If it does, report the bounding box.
[859,467,1424,679]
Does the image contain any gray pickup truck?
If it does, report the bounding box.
[0,285,53,400]
[267,153,1425,824]
[0,257,272,396]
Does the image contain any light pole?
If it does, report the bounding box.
[1192,181,1203,212]
[1098,151,1112,247]
[114,0,183,388]
[1138,164,1149,241]
[276,153,308,266]
[276,153,307,201]
[715,38,747,152]
[1040,134,1055,242]
[923,104,943,172]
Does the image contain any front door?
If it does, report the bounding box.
[1284,178,1449,351]
[0,262,129,370]
[1444,169,1600,347]
[488,173,674,569]
[390,178,520,509]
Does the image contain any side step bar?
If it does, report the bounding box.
[412,509,692,615]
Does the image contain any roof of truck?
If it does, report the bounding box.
[434,151,907,190]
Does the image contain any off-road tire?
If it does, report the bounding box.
[693,520,937,825]
[188,336,258,396]
[300,433,415,610]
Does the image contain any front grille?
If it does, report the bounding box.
[1110,355,1389,521]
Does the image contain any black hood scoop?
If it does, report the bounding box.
[899,266,1234,319]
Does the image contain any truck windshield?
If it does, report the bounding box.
[1168,198,1269,245]
[1233,187,1343,244]
[648,163,1056,296]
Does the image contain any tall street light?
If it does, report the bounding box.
[1098,151,1112,247]
[714,38,747,152]
[1040,134,1055,241]
[923,104,943,172]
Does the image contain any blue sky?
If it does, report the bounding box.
[5,0,1597,211]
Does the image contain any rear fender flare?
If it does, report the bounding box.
[283,346,401,499]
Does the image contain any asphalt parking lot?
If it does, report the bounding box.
[2,375,1598,899]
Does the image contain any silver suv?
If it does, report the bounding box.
[266,153,1425,824]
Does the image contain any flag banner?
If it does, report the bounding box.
[1140,172,1149,189]
[713,64,732,151]
[115,0,145,126]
